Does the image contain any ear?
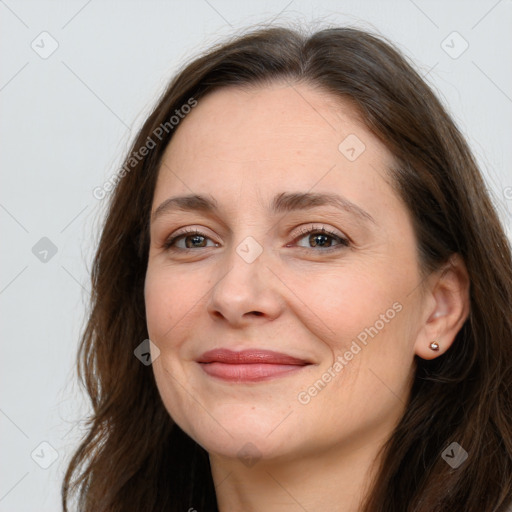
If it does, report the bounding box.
[414,254,470,360]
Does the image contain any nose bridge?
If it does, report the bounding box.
[216,233,267,300]
[207,231,282,323]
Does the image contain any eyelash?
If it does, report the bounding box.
[161,225,350,252]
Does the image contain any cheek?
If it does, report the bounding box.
[297,263,400,349]
[144,265,204,343]
[296,261,416,412]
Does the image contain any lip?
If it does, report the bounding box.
[197,348,312,382]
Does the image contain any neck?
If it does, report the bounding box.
[209,432,387,512]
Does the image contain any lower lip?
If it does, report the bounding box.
[199,362,308,382]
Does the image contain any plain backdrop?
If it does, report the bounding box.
[1,0,511,510]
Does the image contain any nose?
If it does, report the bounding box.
[207,240,284,327]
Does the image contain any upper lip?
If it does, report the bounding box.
[197,348,311,365]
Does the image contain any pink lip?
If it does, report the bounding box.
[197,349,311,382]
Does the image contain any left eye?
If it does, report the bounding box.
[293,227,349,250]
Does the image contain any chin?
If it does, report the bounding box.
[183,412,294,462]
[201,434,290,465]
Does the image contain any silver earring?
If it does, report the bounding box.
[429,341,440,351]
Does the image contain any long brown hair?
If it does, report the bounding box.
[63,25,512,511]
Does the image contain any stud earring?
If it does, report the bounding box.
[429,341,440,351]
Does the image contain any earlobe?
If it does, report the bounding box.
[428,341,440,352]
[414,254,470,360]
[416,339,444,360]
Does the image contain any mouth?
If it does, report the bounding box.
[196,348,312,382]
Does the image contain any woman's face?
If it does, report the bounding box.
[145,82,428,463]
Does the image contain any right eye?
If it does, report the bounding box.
[163,229,219,250]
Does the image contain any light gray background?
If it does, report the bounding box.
[1,1,511,510]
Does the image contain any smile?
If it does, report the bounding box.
[196,348,312,382]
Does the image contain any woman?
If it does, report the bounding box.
[62,25,512,511]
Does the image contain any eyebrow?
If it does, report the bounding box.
[151,192,375,224]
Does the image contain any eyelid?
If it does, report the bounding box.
[291,223,348,242]
[289,224,350,251]
[161,227,218,250]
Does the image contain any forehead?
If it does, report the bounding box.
[154,82,397,214]
[164,82,380,160]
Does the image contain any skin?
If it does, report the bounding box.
[144,82,470,512]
